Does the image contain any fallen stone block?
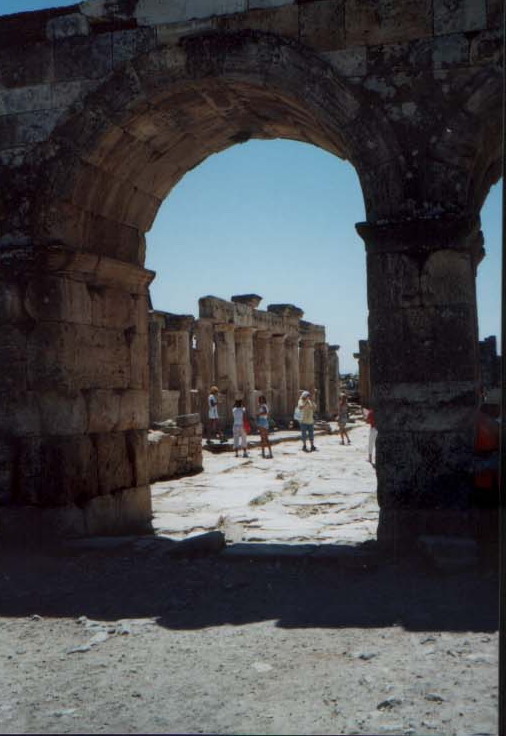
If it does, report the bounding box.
[168,530,226,557]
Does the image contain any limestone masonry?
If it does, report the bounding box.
[0,0,502,543]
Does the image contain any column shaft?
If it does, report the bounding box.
[284,335,300,416]
[357,216,483,544]
[235,327,256,415]
[270,334,287,419]
[214,324,237,426]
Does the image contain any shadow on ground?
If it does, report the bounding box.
[0,538,498,633]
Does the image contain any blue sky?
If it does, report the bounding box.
[3,0,502,373]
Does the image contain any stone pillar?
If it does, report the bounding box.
[299,337,316,393]
[0,246,153,540]
[354,339,371,408]
[235,327,256,414]
[162,314,194,416]
[214,323,237,425]
[315,343,330,418]
[194,319,215,431]
[328,345,340,416]
[356,216,484,545]
[270,334,287,420]
[149,313,164,424]
[254,331,272,407]
[284,334,300,416]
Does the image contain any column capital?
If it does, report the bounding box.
[271,333,287,343]
[328,344,340,352]
[254,330,272,340]
[214,322,236,333]
[356,215,484,261]
[162,314,195,332]
[234,326,256,339]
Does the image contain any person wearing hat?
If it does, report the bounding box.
[207,385,223,443]
[297,389,317,452]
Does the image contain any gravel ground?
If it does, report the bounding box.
[0,423,499,735]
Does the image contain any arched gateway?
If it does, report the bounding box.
[0,0,502,544]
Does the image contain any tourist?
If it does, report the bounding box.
[207,385,222,443]
[256,394,273,459]
[232,399,249,458]
[337,393,351,445]
[297,390,317,452]
[364,406,377,464]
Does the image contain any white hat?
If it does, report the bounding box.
[301,390,310,398]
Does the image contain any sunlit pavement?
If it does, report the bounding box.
[151,421,379,545]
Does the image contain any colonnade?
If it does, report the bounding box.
[149,295,340,429]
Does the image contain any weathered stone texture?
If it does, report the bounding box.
[300,0,345,51]
[345,0,433,46]
[434,0,487,35]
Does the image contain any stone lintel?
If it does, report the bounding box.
[234,325,256,339]
[356,215,483,257]
[231,294,263,308]
[214,322,236,332]
[300,320,325,341]
[254,330,272,340]
[267,303,304,320]
[0,245,155,293]
[162,313,195,332]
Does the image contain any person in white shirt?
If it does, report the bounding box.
[232,399,248,458]
[207,385,223,443]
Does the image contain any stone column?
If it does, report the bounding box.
[149,313,164,424]
[254,331,272,406]
[194,319,215,431]
[284,334,300,416]
[235,327,256,415]
[353,339,371,408]
[315,343,330,418]
[357,216,484,545]
[214,323,237,425]
[328,345,340,416]
[270,334,287,419]
[162,314,194,416]
[0,246,153,540]
[299,337,316,393]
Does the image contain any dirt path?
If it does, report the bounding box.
[0,422,499,735]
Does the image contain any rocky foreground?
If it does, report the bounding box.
[0,423,498,735]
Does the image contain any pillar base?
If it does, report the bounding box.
[0,486,152,545]
[377,507,499,555]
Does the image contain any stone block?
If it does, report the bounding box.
[130,331,149,389]
[90,287,134,329]
[15,434,98,506]
[95,431,134,494]
[300,0,345,52]
[176,413,200,428]
[26,322,73,391]
[83,484,152,536]
[126,429,149,487]
[0,42,52,88]
[346,0,432,46]
[86,389,121,432]
[420,250,475,307]
[0,108,62,147]
[47,13,90,40]
[369,305,477,384]
[74,324,130,390]
[0,391,40,437]
[54,33,113,81]
[0,281,24,325]
[434,0,487,34]
[0,84,52,115]
[38,390,88,435]
[216,4,298,37]
[25,276,92,324]
[0,325,27,392]
[51,79,99,108]
[135,0,246,25]
[469,29,503,65]
[117,389,149,431]
[487,0,504,27]
[432,34,469,68]
[112,27,156,67]
[323,47,366,76]
[366,39,433,75]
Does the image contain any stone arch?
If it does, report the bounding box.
[35,31,404,263]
